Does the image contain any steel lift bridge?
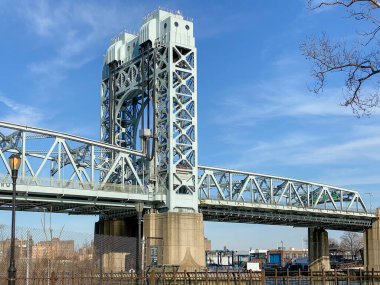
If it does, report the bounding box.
[0,9,375,233]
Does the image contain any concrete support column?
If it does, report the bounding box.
[94,217,139,273]
[308,227,330,271]
[364,208,380,271]
[144,211,205,271]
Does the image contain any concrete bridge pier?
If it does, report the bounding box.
[94,217,138,273]
[144,211,206,271]
[364,208,380,271]
[308,227,330,271]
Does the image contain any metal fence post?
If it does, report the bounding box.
[298,268,301,285]
[286,268,290,285]
[149,270,155,285]
[322,269,325,285]
[309,269,312,285]
[163,267,166,285]
[50,271,56,285]
[261,269,265,285]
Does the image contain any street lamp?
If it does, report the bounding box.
[8,154,21,285]
[135,202,144,276]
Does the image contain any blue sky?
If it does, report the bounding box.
[0,0,379,250]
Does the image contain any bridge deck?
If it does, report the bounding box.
[0,121,375,231]
[0,185,375,231]
[199,202,374,232]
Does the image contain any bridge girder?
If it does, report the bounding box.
[198,165,368,214]
[0,122,375,230]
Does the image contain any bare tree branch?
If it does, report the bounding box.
[303,0,380,115]
[308,0,380,9]
[339,232,363,259]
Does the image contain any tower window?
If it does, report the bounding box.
[174,22,179,27]
[185,25,190,30]
[164,23,167,29]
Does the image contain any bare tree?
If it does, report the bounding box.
[339,232,363,260]
[329,238,341,255]
[301,0,380,116]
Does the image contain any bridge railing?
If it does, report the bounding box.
[0,122,154,195]
[198,165,369,214]
[0,174,147,194]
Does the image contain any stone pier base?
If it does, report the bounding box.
[94,217,138,273]
[364,208,380,271]
[308,227,330,271]
[143,211,205,271]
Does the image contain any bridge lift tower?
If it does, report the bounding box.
[99,9,204,268]
[101,9,198,212]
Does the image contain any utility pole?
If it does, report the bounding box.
[365,192,373,212]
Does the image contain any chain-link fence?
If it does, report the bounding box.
[144,237,163,270]
[0,225,380,285]
[0,224,139,281]
[1,269,380,285]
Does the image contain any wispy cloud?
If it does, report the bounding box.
[0,94,47,126]
[213,51,380,128]
[219,126,380,190]
[0,91,98,143]
[22,0,56,37]
[15,0,146,81]
[244,129,380,166]
[216,111,380,188]
[322,171,380,188]
[213,75,355,128]
[206,53,380,191]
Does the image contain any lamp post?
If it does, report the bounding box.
[135,202,144,276]
[8,154,21,285]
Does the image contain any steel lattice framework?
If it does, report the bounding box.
[100,11,198,211]
[0,122,165,216]
[198,166,373,231]
[0,122,374,230]
[198,166,367,213]
[0,9,375,231]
